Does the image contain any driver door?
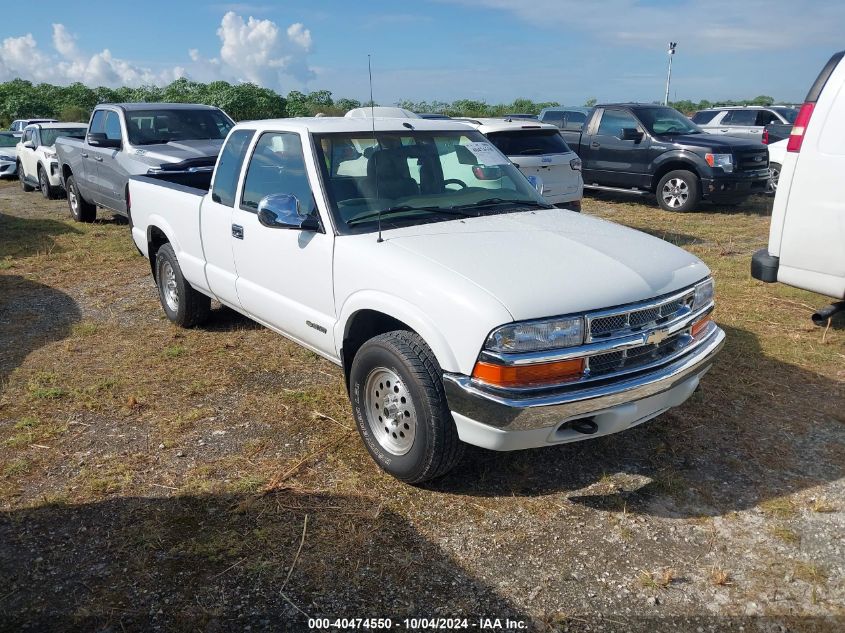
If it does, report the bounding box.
[231,131,337,357]
[582,108,650,187]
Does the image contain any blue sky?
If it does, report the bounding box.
[1,0,842,106]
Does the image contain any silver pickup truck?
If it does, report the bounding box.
[56,103,234,222]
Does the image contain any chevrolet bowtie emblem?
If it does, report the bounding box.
[645,328,671,345]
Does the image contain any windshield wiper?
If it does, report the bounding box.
[450,198,553,210]
[346,205,473,226]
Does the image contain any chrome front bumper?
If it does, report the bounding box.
[443,324,725,437]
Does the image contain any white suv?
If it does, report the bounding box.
[458,118,583,210]
[16,122,87,198]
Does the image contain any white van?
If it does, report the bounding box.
[752,50,845,322]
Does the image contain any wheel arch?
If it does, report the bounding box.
[147,224,173,280]
[338,295,461,390]
[650,153,705,192]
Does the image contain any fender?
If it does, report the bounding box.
[650,149,709,182]
[336,290,461,374]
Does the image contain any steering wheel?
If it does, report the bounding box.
[662,125,683,133]
[443,178,467,190]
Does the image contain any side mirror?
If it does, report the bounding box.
[87,133,121,149]
[620,127,643,142]
[22,141,35,149]
[257,194,320,231]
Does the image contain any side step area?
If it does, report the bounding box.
[584,184,651,196]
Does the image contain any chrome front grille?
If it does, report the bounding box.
[587,289,695,341]
[588,332,688,377]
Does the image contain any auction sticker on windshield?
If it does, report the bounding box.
[465,142,509,165]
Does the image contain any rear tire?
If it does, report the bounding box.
[18,163,34,192]
[767,162,781,195]
[154,243,211,328]
[349,330,464,484]
[38,166,57,199]
[66,175,96,222]
[656,170,700,212]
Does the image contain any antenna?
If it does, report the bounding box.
[368,54,383,243]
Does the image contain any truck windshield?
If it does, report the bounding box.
[125,109,234,145]
[314,130,550,235]
[485,129,572,156]
[635,107,702,135]
[40,128,86,147]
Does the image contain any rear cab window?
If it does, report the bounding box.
[485,129,572,155]
[211,129,255,206]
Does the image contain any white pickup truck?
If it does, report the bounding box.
[128,116,725,483]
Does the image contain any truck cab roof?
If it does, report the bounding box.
[230,117,475,135]
[98,103,227,112]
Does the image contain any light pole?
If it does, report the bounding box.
[664,42,677,106]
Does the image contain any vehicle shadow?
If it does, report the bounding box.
[585,190,773,217]
[0,274,80,390]
[0,212,82,260]
[203,304,265,332]
[430,324,844,519]
[0,491,528,631]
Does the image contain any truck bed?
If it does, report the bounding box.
[128,176,211,294]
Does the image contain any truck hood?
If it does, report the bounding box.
[382,209,709,321]
[654,132,764,152]
[128,139,225,166]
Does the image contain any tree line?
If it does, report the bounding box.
[0,77,787,128]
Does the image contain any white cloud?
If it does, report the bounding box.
[0,12,316,89]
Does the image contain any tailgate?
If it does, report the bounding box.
[513,153,581,198]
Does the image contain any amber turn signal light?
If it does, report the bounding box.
[691,318,711,338]
[472,358,585,388]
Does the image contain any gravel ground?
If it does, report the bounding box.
[0,177,843,632]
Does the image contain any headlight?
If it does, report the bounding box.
[485,317,584,353]
[692,278,715,311]
[704,153,733,173]
[570,157,582,171]
[0,154,12,161]
[43,150,56,160]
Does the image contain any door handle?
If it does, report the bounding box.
[81,152,89,158]
[591,142,601,148]
[720,129,728,133]
[94,156,103,162]
[232,224,244,239]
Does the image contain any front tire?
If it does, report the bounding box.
[349,331,464,484]
[66,175,96,222]
[657,169,700,212]
[18,163,34,192]
[38,166,57,199]
[154,243,210,328]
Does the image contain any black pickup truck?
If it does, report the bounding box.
[560,104,770,211]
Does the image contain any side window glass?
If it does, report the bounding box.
[23,130,32,144]
[210,129,255,207]
[723,110,756,125]
[89,110,106,135]
[755,111,778,126]
[597,110,639,137]
[241,132,316,215]
[104,112,123,141]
